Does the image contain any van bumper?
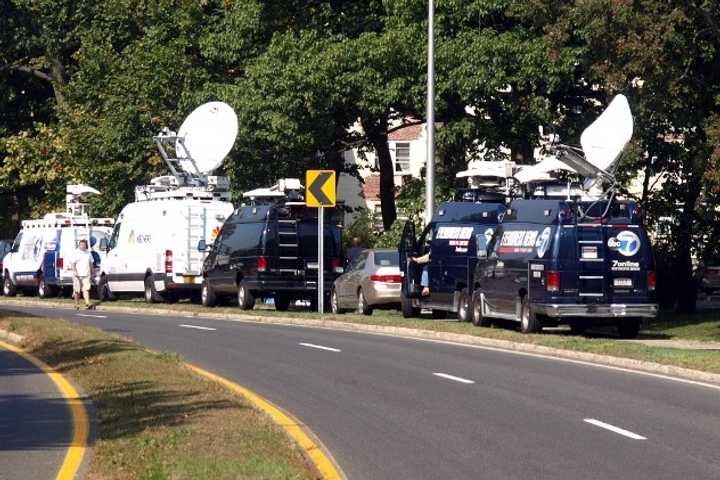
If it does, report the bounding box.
[533,303,658,318]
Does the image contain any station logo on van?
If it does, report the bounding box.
[535,227,552,258]
[437,226,473,253]
[607,230,640,257]
[127,229,152,244]
[499,229,539,254]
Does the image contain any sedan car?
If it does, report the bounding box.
[700,265,720,294]
[331,248,401,315]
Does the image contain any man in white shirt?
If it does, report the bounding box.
[70,239,95,310]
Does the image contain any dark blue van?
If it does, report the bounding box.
[399,201,506,319]
[470,198,658,337]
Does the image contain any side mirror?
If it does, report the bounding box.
[197,239,208,252]
[99,238,109,252]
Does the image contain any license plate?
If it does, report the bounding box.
[613,278,632,288]
[183,276,196,284]
[582,246,598,259]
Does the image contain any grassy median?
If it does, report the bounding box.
[0,311,316,480]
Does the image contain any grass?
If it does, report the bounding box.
[4,293,720,375]
[0,311,316,480]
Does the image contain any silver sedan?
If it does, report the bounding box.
[331,249,401,315]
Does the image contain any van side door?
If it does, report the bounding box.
[399,220,420,298]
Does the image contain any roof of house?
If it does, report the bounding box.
[388,124,423,142]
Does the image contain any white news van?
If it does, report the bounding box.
[2,186,114,297]
[99,179,233,302]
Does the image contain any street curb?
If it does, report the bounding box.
[0,327,24,344]
[3,297,720,388]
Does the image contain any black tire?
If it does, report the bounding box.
[3,273,17,297]
[569,319,587,335]
[330,288,343,314]
[617,319,641,339]
[275,293,291,311]
[357,289,373,316]
[37,276,56,299]
[401,292,420,318]
[98,275,115,301]
[144,276,161,304]
[201,279,216,307]
[431,310,447,319]
[457,290,471,322]
[519,297,542,333]
[237,281,255,310]
[471,291,491,327]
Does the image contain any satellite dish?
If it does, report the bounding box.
[580,94,633,173]
[514,157,576,184]
[175,102,238,174]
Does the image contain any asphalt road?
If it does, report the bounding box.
[6,303,720,480]
[0,344,71,480]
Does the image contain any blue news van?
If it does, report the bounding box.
[399,200,506,319]
[470,198,658,338]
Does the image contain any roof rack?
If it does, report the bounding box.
[242,178,305,205]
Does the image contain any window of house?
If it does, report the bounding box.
[394,142,411,174]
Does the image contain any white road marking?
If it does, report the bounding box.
[76,313,107,318]
[299,342,341,352]
[583,418,647,440]
[433,372,475,384]
[178,324,217,331]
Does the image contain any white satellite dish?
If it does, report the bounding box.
[175,102,238,174]
[580,94,633,173]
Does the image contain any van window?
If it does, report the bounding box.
[11,232,22,253]
[221,222,264,257]
[374,251,398,266]
[108,223,121,250]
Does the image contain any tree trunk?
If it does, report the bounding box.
[675,160,703,313]
[47,52,67,110]
[361,116,397,230]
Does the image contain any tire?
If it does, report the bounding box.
[357,289,373,316]
[144,276,161,304]
[3,273,17,297]
[401,292,420,318]
[201,280,216,307]
[330,288,344,314]
[37,276,56,299]
[519,297,542,333]
[431,310,447,319]
[237,281,255,310]
[617,319,641,339]
[471,291,491,327]
[275,293,291,311]
[457,290,471,322]
[569,319,587,335]
[97,275,114,301]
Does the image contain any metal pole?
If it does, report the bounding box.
[318,206,324,314]
[425,0,435,226]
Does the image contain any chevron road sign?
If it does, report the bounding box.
[306,170,336,208]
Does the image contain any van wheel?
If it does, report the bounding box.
[201,280,216,307]
[569,319,587,335]
[431,310,447,319]
[275,293,291,311]
[38,276,56,299]
[457,290,471,322]
[237,282,255,310]
[357,289,373,316]
[98,276,115,301]
[471,291,491,327]
[401,292,419,318]
[144,277,161,303]
[617,319,641,339]
[519,297,542,333]
[3,274,17,297]
[330,289,344,314]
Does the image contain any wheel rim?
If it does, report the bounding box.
[38,281,44,296]
[358,291,364,313]
[520,303,528,329]
[473,296,481,324]
[331,291,338,313]
[145,283,152,301]
[201,284,207,303]
[459,295,467,320]
[239,286,245,304]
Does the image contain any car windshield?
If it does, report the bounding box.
[374,251,399,266]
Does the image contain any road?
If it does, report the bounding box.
[0,343,72,480]
[6,303,720,480]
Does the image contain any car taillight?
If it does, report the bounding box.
[257,256,268,272]
[647,271,656,291]
[164,250,173,274]
[546,271,560,292]
[370,274,402,283]
[56,257,64,270]
[331,257,343,273]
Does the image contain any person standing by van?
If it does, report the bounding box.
[70,239,94,310]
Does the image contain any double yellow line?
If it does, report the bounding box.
[0,340,89,480]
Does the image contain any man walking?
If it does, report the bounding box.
[70,239,95,310]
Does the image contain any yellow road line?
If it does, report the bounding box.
[0,340,89,480]
[186,363,344,480]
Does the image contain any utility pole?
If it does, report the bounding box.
[425,0,435,226]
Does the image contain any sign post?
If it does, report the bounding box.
[306,170,336,314]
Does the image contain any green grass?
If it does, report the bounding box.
[0,311,315,480]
